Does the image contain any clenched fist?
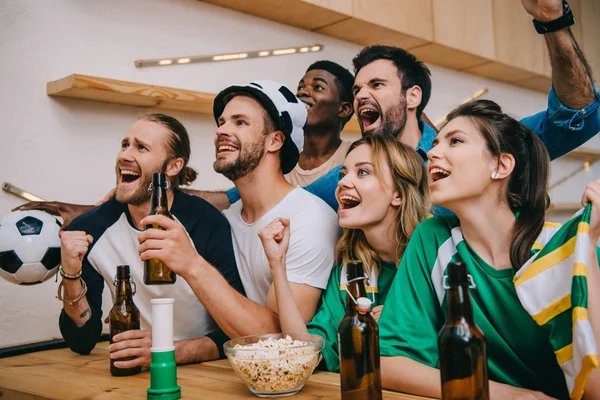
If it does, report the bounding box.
[521,0,564,22]
[258,218,291,269]
[59,230,93,275]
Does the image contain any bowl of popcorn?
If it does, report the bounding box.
[223,333,324,397]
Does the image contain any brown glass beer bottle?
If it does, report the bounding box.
[438,262,489,400]
[109,265,141,376]
[144,172,176,285]
[338,260,382,400]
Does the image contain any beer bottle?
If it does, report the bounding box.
[144,172,176,285]
[109,265,141,376]
[438,262,489,400]
[338,260,382,400]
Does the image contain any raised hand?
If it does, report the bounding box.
[138,214,202,278]
[258,218,291,269]
[582,179,600,245]
[521,0,564,22]
[59,230,93,274]
[12,201,93,229]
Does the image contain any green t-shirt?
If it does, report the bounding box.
[379,215,570,399]
[307,261,397,372]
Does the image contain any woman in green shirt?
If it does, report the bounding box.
[258,134,430,372]
[379,100,600,399]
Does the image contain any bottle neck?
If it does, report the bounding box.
[151,185,168,211]
[446,283,474,323]
[345,263,367,313]
[115,280,133,303]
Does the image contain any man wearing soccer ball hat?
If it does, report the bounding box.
[139,80,339,329]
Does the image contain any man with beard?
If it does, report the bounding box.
[15,60,356,222]
[203,1,599,212]
[215,81,338,309]
[303,23,600,210]
[57,113,244,369]
[137,80,339,328]
[15,1,600,215]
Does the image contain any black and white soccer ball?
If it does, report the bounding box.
[0,210,62,285]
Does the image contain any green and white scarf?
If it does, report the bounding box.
[515,204,598,400]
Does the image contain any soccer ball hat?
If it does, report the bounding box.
[213,80,307,174]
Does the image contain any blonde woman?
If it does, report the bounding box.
[258,134,430,372]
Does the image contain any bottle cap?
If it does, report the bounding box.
[447,262,468,286]
[116,265,130,279]
[357,297,372,313]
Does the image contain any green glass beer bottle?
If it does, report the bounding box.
[144,172,176,285]
[438,262,489,400]
[110,265,141,376]
[338,260,382,400]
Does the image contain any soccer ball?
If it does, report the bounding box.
[0,210,62,285]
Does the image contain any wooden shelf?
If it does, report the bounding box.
[548,203,582,212]
[47,74,362,133]
[47,74,215,114]
[563,147,600,161]
[44,75,600,146]
[200,0,560,92]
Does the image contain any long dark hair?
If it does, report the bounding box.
[139,113,198,188]
[445,100,550,270]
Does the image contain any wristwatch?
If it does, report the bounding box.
[533,0,576,34]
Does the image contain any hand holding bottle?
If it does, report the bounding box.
[138,214,202,280]
[109,329,152,370]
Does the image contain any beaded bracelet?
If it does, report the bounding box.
[59,266,82,280]
[57,278,88,307]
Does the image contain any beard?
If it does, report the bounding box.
[379,97,408,138]
[115,160,168,206]
[213,137,266,182]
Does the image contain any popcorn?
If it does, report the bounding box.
[228,335,320,394]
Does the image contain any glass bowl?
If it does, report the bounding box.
[223,333,324,398]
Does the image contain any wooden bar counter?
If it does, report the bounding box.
[0,342,431,399]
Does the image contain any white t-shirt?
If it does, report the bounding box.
[223,187,340,305]
[86,214,216,341]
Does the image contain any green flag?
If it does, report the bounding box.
[515,204,598,400]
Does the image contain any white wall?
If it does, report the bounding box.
[0,0,596,346]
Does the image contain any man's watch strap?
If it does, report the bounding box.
[533,0,575,34]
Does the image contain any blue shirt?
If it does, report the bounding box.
[227,87,600,211]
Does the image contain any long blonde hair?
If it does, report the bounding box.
[336,135,430,277]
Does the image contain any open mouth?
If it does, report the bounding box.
[300,99,313,110]
[339,195,361,210]
[120,169,140,184]
[358,106,381,130]
[216,142,239,156]
[430,167,450,183]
